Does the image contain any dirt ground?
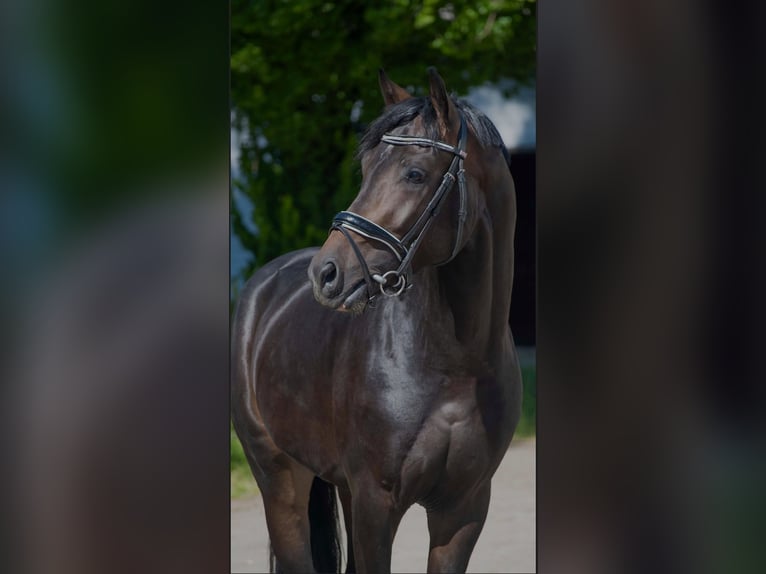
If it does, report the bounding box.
[231,438,535,573]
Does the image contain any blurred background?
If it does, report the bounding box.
[1,0,230,573]
[538,1,766,573]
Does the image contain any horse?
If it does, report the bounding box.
[231,67,522,574]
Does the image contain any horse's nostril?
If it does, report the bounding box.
[320,261,337,285]
[318,261,341,297]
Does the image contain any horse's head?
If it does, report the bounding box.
[309,68,487,314]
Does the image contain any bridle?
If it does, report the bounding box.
[330,111,468,301]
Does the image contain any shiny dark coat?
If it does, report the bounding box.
[232,69,522,574]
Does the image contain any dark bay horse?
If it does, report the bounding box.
[231,68,522,573]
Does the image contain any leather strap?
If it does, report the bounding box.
[332,212,406,262]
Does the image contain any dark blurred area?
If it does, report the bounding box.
[539,0,766,573]
[0,0,229,573]
[510,148,536,346]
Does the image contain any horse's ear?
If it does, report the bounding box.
[427,67,459,136]
[378,68,412,106]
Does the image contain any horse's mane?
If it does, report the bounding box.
[358,96,511,169]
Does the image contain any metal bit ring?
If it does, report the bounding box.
[373,271,407,297]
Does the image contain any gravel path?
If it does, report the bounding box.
[231,438,535,573]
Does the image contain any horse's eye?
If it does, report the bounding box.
[405,168,426,185]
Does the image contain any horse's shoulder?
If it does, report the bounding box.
[250,247,318,284]
[233,248,319,337]
[238,247,316,299]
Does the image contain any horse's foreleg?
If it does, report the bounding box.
[350,482,402,574]
[257,461,316,573]
[425,482,491,573]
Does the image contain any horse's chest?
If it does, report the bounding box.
[345,373,502,499]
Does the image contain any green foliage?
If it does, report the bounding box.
[230,423,248,470]
[231,425,259,498]
[231,0,536,276]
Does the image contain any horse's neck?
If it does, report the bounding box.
[441,182,515,363]
[439,227,508,361]
[377,217,511,370]
[380,170,515,365]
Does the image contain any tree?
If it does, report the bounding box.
[231,0,536,279]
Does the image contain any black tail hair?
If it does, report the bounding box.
[269,477,342,573]
[309,477,342,573]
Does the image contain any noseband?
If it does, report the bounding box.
[330,112,468,301]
